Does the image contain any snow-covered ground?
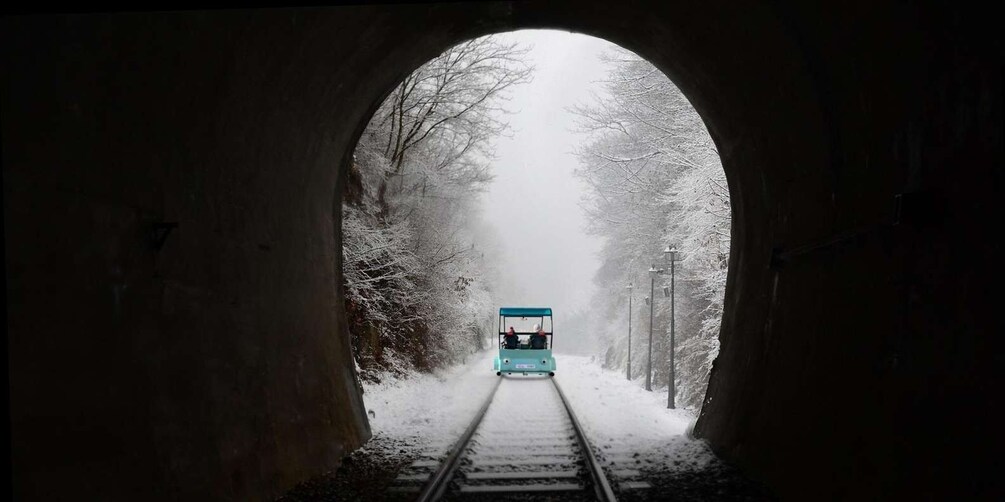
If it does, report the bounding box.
[359,352,500,458]
[359,350,718,475]
[279,350,770,501]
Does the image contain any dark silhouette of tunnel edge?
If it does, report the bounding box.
[3,2,1001,500]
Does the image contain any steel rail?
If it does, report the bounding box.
[415,376,503,502]
[552,379,619,502]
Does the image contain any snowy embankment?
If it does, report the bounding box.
[359,351,500,457]
[554,355,719,474]
[360,351,718,475]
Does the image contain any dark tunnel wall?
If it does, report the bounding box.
[3,2,1002,500]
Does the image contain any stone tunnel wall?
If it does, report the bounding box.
[3,9,383,500]
[4,2,1002,500]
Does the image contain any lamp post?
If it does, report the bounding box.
[626,283,633,381]
[646,265,658,391]
[665,246,678,409]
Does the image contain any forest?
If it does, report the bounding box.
[343,35,729,410]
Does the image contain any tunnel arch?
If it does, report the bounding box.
[343,27,733,411]
[3,3,1000,501]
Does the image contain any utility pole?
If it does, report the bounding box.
[667,247,677,409]
[646,266,656,391]
[626,283,633,381]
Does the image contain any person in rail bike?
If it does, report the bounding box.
[504,326,520,349]
[530,324,548,349]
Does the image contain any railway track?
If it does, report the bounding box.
[387,376,623,501]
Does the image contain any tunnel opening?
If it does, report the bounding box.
[340,29,729,411]
[328,28,737,498]
[4,4,1001,501]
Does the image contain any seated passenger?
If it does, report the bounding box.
[530,324,548,349]
[504,326,520,349]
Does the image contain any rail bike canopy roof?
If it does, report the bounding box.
[498,307,553,335]
[499,307,552,317]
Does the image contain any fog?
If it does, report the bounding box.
[479,30,617,323]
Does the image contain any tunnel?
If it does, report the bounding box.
[3,2,1002,500]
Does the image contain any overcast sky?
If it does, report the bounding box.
[478,30,619,318]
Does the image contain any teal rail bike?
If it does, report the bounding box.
[494,307,556,377]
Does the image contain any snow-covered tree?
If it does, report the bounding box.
[344,35,532,380]
[572,47,729,409]
[364,36,533,219]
